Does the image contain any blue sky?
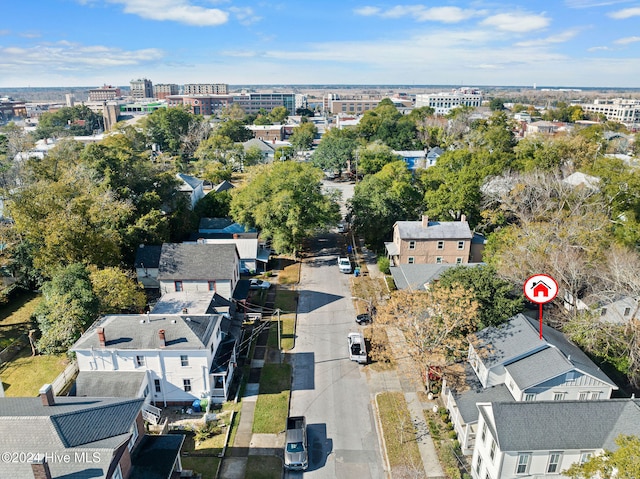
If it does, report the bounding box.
[1,0,640,88]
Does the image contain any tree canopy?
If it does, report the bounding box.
[564,434,640,479]
[230,162,340,255]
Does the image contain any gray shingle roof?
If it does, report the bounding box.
[157,243,238,281]
[72,314,221,351]
[389,263,480,291]
[74,371,146,398]
[455,384,513,423]
[480,399,640,451]
[395,219,472,240]
[504,347,573,390]
[177,173,203,191]
[0,396,143,478]
[473,313,546,369]
[134,244,162,269]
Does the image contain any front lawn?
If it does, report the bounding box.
[0,349,69,396]
[253,363,291,434]
[245,455,283,479]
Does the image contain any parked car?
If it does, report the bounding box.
[250,279,271,290]
[337,222,347,233]
[356,313,372,325]
[348,332,367,364]
[338,257,352,274]
[284,416,308,471]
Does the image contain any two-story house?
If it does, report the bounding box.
[186,237,271,275]
[0,384,184,479]
[472,399,640,479]
[176,173,205,209]
[384,215,473,266]
[443,314,618,454]
[157,243,239,298]
[71,312,238,406]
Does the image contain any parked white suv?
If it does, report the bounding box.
[338,257,352,274]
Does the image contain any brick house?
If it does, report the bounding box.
[384,215,473,266]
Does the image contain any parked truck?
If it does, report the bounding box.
[348,332,368,364]
[284,416,308,471]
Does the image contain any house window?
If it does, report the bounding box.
[590,392,601,400]
[208,281,215,291]
[547,452,562,473]
[180,355,189,367]
[136,355,145,367]
[481,422,487,443]
[112,465,123,479]
[516,453,531,474]
[601,308,607,315]
[553,392,565,401]
[183,379,192,392]
[476,455,482,474]
[489,440,496,461]
[128,422,139,451]
[436,257,443,264]
[624,307,631,316]
[175,281,183,292]
[566,371,575,381]
[580,451,593,464]
[408,257,415,264]
[524,393,535,401]
[456,257,463,265]
[579,392,588,400]
[437,241,444,249]
[409,240,416,250]
[154,379,161,393]
[457,241,465,249]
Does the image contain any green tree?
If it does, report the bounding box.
[356,141,401,175]
[565,434,640,479]
[142,106,201,156]
[348,161,423,250]
[35,105,104,139]
[289,122,317,151]
[269,106,289,124]
[311,128,358,175]
[215,120,253,142]
[489,98,505,111]
[275,146,294,161]
[89,266,146,314]
[35,263,99,354]
[437,265,523,327]
[193,190,232,219]
[230,162,340,255]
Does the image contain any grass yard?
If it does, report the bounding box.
[245,455,283,479]
[0,348,69,396]
[180,454,220,479]
[275,257,300,285]
[253,363,292,434]
[376,392,425,477]
[274,290,297,350]
[0,291,41,349]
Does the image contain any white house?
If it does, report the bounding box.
[71,312,238,406]
[134,244,162,289]
[186,237,271,274]
[444,314,618,454]
[176,173,205,209]
[471,399,640,479]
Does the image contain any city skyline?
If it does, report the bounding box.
[1,1,640,89]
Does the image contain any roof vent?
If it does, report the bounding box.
[140,319,146,324]
[171,319,177,324]
[185,317,191,322]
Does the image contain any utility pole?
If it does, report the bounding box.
[276,308,281,352]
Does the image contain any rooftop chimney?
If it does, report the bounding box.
[97,327,106,347]
[421,215,429,228]
[30,457,53,479]
[158,329,166,348]
[39,384,55,407]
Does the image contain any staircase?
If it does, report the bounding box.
[142,403,162,425]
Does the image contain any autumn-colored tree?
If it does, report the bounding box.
[89,266,146,314]
[377,284,480,384]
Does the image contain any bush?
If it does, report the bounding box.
[448,429,458,439]
[194,421,222,443]
[377,256,390,275]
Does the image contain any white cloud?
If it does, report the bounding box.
[354,5,480,23]
[229,6,261,26]
[609,6,640,18]
[588,45,611,51]
[614,36,640,44]
[565,0,632,7]
[105,0,229,26]
[481,12,550,32]
[515,29,580,47]
[0,41,164,73]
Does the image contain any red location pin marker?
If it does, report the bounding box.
[523,274,559,339]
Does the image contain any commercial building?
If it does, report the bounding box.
[578,98,640,129]
[130,78,153,99]
[415,87,483,115]
[167,92,301,116]
[88,85,122,101]
[183,83,228,95]
[153,83,179,99]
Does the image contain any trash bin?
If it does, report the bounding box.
[354,268,360,277]
[192,399,201,413]
[199,398,208,411]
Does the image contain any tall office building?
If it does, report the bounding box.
[130,78,153,99]
[154,84,180,99]
[183,83,229,95]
